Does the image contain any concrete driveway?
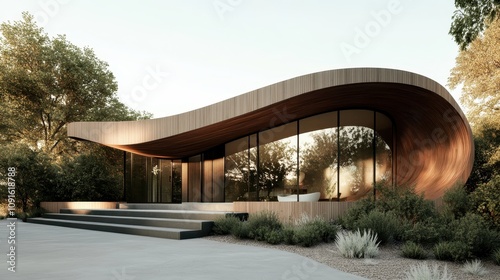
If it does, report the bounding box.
[0,219,367,280]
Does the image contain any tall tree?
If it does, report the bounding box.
[0,12,148,156]
[450,0,500,50]
[449,17,500,128]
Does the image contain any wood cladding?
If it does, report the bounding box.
[67,68,474,199]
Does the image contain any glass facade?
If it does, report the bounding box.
[224,109,393,201]
[124,109,394,203]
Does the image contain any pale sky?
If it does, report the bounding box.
[1,0,462,118]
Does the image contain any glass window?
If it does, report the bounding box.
[258,122,297,201]
[339,110,375,201]
[299,112,339,200]
[376,112,393,187]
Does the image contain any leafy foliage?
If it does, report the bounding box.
[0,144,58,214]
[354,210,400,244]
[292,216,338,247]
[449,17,500,128]
[449,0,500,50]
[212,215,241,235]
[0,13,151,213]
[401,242,428,260]
[472,175,500,227]
[246,211,283,241]
[442,184,472,218]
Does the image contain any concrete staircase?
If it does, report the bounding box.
[28,203,247,240]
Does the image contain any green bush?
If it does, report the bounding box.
[450,212,499,258]
[292,216,339,247]
[339,197,375,230]
[472,175,500,228]
[265,229,284,245]
[355,210,400,244]
[442,183,472,218]
[401,241,427,260]
[282,226,296,245]
[402,219,444,245]
[376,185,437,224]
[212,215,241,235]
[433,241,470,262]
[493,248,500,266]
[246,211,283,241]
[231,221,250,239]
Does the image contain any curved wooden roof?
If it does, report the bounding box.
[68,68,474,199]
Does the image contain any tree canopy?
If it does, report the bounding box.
[0,12,150,157]
[450,0,500,50]
[448,17,500,128]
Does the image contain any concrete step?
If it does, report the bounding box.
[42,213,211,230]
[27,218,209,240]
[59,208,247,221]
[120,202,234,212]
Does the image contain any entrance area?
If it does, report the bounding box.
[125,156,182,203]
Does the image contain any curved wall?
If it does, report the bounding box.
[68,68,474,199]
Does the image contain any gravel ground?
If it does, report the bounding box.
[204,235,500,280]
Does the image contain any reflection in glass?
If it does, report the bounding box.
[258,123,297,201]
[299,112,339,200]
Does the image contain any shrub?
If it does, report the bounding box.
[282,226,296,245]
[401,242,427,260]
[442,183,472,218]
[472,175,500,228]
[462,259,488,276]
[433,241,470,262]
[404,263,453,280]
[265,229,283,245]
[356,210,400,244]
[402,219,445,245]
[493,249,500,266]
[450,212,500,258]
[339,197,375,230]
[376,185,437,224]
[335,229,379,258]
[212,215,241,235]
[231,221,250,239]
[246,211,283,241]
[293,216,339,247]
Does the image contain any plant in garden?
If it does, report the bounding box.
[433,241,470,262]
[212,215,241,235]
[246,211,283,241]
[355,210,400,244]
[404,263,453,280]
[401,241,428,260]
[335,229,379,258]
[493,248,500,266]
[442,183,472,218]
[462,259,488,276]
[292,215,339,247]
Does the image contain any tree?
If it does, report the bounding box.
[450,0,500,50]
[0,144,58,214]
[0,12,149,156]
[448,17,500,192]
[449,17,500,128]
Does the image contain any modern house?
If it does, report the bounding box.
[67,68,474,205]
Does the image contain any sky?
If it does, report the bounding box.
[0,0,462,118]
